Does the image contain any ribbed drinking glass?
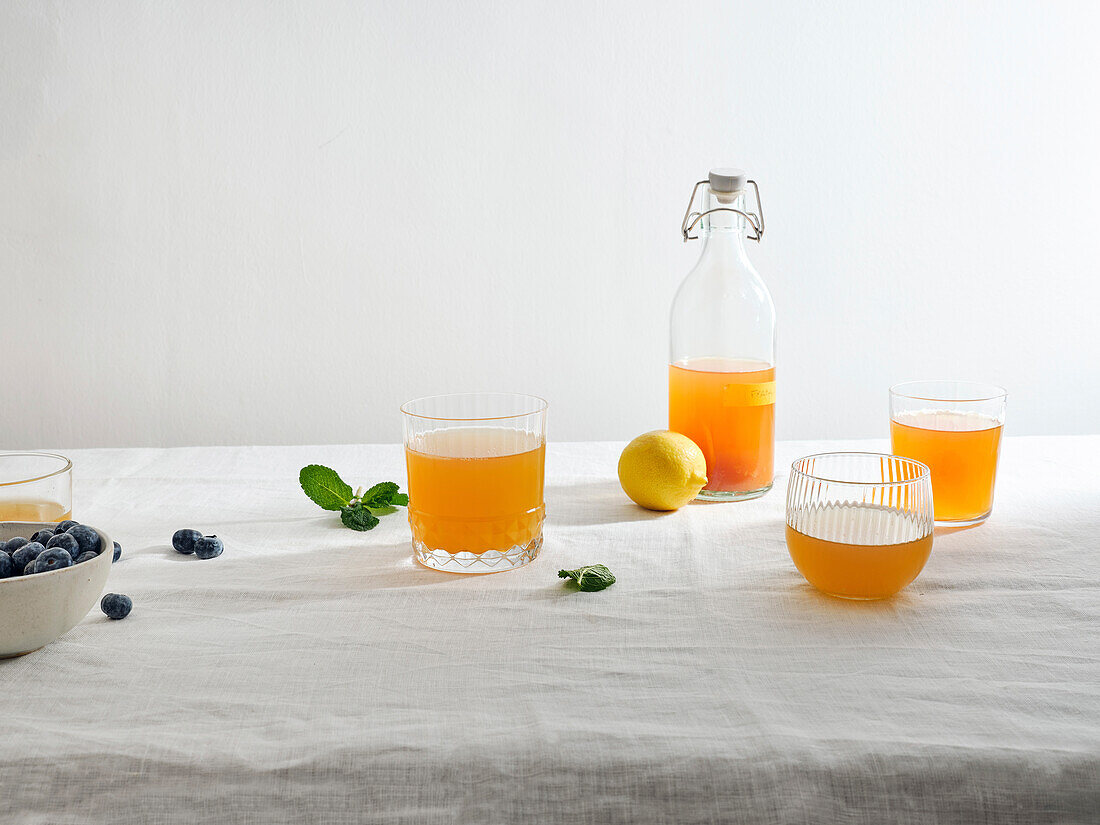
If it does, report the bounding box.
[785,452,934,600]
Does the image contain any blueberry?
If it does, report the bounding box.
[74,551,98,564]
[55,520,78,533]
[100,593,132,620]
[11,542,47,570]
[172,529,202,555]
[31,529,54,545]
[0,541,7,554]
[112,541,122,562]
[193,535,224,560]
[24,560,36,575]
[6,537,29,552]
[0,553,13,579]
[34,548,73,573]
[46,532,80,555]
[66,524,101,556]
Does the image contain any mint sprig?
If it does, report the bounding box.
[299,464,408,531]
[558,565,616,592]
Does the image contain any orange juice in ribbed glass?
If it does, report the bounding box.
[786,505,933,600]
[785,453,935,600]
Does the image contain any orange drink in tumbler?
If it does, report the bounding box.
[0,501,72,522]
[405,429,545,553]
[890,415,1002,523]
[669,357,774,498]
[889,382,1007,526]
[402,394,548,574]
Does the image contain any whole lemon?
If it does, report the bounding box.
[618,431,708,511]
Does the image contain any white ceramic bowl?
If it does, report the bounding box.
[0,522,113,658]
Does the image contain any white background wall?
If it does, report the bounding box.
[3,0,1098,448]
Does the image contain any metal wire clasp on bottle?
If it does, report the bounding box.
[680,179,765,242]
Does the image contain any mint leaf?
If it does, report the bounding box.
[361,481,400,508]
[341,505,380,531]
[558,565,616,592]
[300,465,354,511]
[391,493,409,507]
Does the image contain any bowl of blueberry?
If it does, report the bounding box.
[0,520,116,658]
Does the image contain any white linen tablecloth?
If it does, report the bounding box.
[1,436,1098,824]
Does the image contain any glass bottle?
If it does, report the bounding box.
[669,168,775,501]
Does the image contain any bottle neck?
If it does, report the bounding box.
[699,192,750,261]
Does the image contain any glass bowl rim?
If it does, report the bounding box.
[889,380,1007,403]
[401,392,549,422]
[789,451,931,487]
[0,452,73,488]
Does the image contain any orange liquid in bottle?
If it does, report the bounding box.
[0,501,71,523]
[669,357,775,495]
[405,428,545,554]
[786,504,933,599]
[890,412,1003,523]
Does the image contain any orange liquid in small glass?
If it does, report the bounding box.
[405,428,545,554]
[891,412,1003,522]
[786,505,932,599]
[0,501,71,522]
[669,357,774,494]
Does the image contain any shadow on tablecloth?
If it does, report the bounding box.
[546,480,680,526]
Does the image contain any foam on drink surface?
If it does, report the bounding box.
[407,427,542,459]
[892,410,1001,432]
[787,503,929,546]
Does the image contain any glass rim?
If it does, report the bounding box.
[0,452,73,488]
[889,380,1007,403]
[401,392,549,422]
[789,451,931,487]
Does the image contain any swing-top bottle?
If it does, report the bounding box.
[669,168,775,501]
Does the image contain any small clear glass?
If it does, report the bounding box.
[890,381,1007,526]
[402,393,547,573]
[0,453,73,523]
[785,452,934,600]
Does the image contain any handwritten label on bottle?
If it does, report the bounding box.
[723,381,776,407]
